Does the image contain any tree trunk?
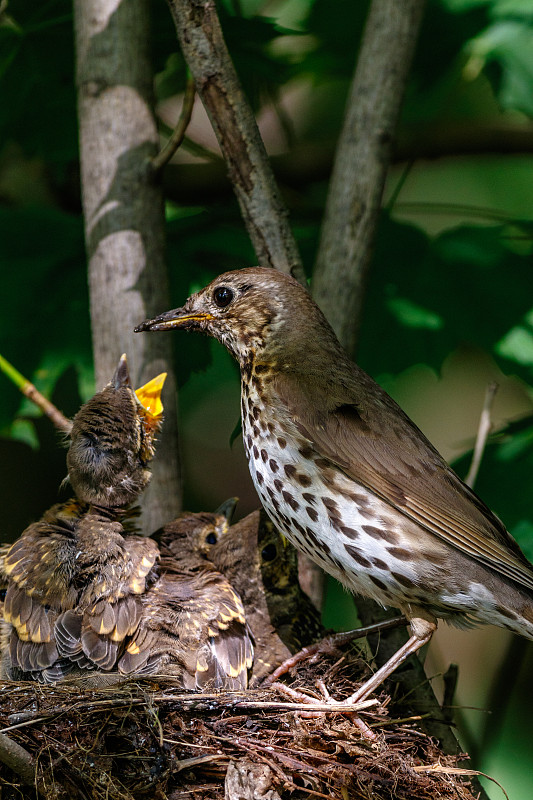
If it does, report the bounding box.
[312,0,426,355]
[74,0,181,532]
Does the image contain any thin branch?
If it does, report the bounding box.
[152,73,196,174]
[0,353,72,433]
[0,732,40,790]
[465,382,498,489]
[165,0,305,284]
[161,121,533,206]
[261,616,406,687]
[312,0,426,354]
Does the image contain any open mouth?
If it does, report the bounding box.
[135,373,167,417]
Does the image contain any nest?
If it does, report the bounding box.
[0,644,482,800]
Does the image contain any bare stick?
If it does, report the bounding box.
[312,0,426,354]
[0,732,39,789]
[465,382,498,489]
[262,616,406,687]
[0,353,72,433]
[152,73,196,174]
[165,0,305,285]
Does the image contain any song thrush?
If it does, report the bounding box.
[136,267,533,703]
[119,505,253,689]
[2,355,165,682]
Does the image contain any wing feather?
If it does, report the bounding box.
[273,369,533,591]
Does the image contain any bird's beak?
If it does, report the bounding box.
[134,307,213,332]
[113,354,132,389]
[215,497,239,527]
[135,372,167,418]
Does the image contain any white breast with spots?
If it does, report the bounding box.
[241,386,427,611]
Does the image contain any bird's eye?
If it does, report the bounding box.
[205,532,217,545]
[213,286,234,308]
[261,543,277,563]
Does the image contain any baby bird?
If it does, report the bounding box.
[119,504,254,689]
[2,355,165,682]
[158,503,322,684]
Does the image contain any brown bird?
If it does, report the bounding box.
[158,502,322,683]
[119,505,254,689]
[2,356,164,682]
[205,509,323,653]
[136,266,533,703]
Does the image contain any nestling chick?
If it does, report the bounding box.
[120,504,254,689]
[2,355,164,682]
[158,502,322,684]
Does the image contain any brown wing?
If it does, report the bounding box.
[4,515,159,680]
[55,532,157,671]
[119,563,253,689]
[274,368,533,592]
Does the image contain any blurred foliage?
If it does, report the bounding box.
[0,1,532,794]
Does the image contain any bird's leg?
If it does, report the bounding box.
[261,615,406,687]
[346,613,437,705]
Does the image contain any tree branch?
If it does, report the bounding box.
[0,353,72,434]
[464,382,498,489]
[152,73,196,174]
[0,733,42,793]
[165,0,305,284]
[73,0,181,532]
[160,121,533,206]
[312,0,426,354]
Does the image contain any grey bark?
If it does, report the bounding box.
[74,0,181,532]
[312,0,426,355]
[166,0,305,286]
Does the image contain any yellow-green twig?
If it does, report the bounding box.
[0,353,72,433]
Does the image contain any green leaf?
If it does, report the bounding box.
[229,417,242,449]
[387,297,443,330]
[467,18,533,116]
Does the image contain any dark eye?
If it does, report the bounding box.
[205,532,217,545]
[213,286,234,308]
[261,543,277,563]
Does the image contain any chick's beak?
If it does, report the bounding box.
[135,372,167,418]
[134,305,212,332]
[113,353,132,388]
[215,497,239,527]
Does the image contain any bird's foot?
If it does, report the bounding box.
[270,681,380,741]
[261,616,406,688]
[347,616,436,706]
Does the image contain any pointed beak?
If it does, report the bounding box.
[215,497,239,526]
[134,306,213,332]
[135,372,167,418]
[113,354,132,389]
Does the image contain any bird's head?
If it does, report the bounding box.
[67,354,166,509]
[135,267,337,370]
[154,498,238,559]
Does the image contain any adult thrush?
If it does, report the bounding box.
[2,356,165,682]
[119,505,254,689]
[136,267,533,702]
